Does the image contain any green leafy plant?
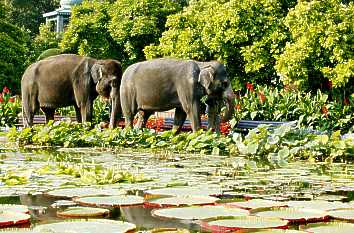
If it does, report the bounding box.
[0,87,21,127]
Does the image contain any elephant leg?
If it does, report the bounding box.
[74,105,82,123]
[186,99,201,132]
[41,107,55,124]
[134,110,153,129]
[80,99,93,123]
[173,107,187,133]
[22,90,39,127]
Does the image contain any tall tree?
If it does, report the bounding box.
[1,0,59,35]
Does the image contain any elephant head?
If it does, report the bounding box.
[197,61,235,131]
[91,59,122,128]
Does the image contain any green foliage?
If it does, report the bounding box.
[1,0,59,35]
[0,87,21,127]
[233,85,354,133]
[61,0,185,67]
[32,23,62,61]
[145,0,296,87]
[60,1,118,59]
[275,0,354,92]
[0,20,30,93]
[7,121,354,164]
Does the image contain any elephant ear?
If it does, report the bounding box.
[72,59,93,108]
[91,63,103,84]
[198,66,215,92]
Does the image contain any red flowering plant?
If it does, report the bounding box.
[0,86,21,127]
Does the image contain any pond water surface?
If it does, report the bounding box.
[0,147,353,232]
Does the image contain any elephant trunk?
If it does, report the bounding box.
[221,85,235,122]
[109,87,121,128]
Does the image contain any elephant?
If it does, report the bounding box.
[119,58,235,132]
[21,54,122,128]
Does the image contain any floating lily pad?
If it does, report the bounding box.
[0,204,29,214]
[0,211,31,227]
[33,219,136,233]
[200,216,288,232]
[254,207,328,223]
[57,206,110,218]
[150,228,190,233]
[73,195,144,208]
[152,205,249,220]
[0,230,34,233]
[287,200,351,211]
[315,194,347,202]
[251,230,307,233]
[225,199,287,211]
[144,187,222,199]
[328,208,354,221]
[145,196,219,208]
[51,200,77,208]
[303,222,354,233]
[45,187,126,199]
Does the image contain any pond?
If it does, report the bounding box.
[0,147,353,232]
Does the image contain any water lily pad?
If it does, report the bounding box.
[57,206,110,218]
[328,208,354,221]
[225,199,287,211]
[144,187,222,199]
[304,222,354,233]
[73,195,144,208]
[150,228,190,233]
[51,200,77,208]
[0,211,31,227]
[145,196,219,208]
[287,200,351,211]
[254,207,328,223]
[200,216,288,232]
[0,204,29,213]
[315,194,347,202]
[152,205,249,220]
[0,230,34,233]
[45,187,125,199]
[251,230,307,233]
[33,219,136,233]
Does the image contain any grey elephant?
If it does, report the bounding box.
[120,58,235,132]
[21,54,122,128]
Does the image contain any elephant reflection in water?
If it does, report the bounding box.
[21,54,122,128]
[120,58,235,133]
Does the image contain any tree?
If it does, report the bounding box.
[275,0,354,93]
[0,19,30,92]
[1,0,59,35]
[61,0,186,68]
[145,0,297,88]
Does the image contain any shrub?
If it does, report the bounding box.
[0,87,21,127]
[233,85,354,133]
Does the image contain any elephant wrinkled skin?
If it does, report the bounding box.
[21,54,122,128]
[120,58,235,132]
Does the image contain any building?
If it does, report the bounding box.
[43,0,83,33]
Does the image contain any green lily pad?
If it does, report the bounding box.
[144,187,222,199]
[303,222,354,233]
[51,200,77,208]
[57,206,110,218]
[200,216,289,232]
[287,200,351,211]
[150,228,190,233]
[328,208,354,221]
[152,205,249,220]
[45,187,126,199]
[255,207,328,223]
[0,211,31,227]
[0,204,29,213]
[225,199,287,211]
[315,194,347,202]
[145,196,219,208]
[33,219,136,233]
[73,195,144,208]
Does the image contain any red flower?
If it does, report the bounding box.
[219,122,231,135]
[258,92,266,103]
[8,97,15,103]
[2,86,10,94]
[246,82,254,91]
[0,96,3,103]
[321,105,328,116]
[235,104,241,110]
